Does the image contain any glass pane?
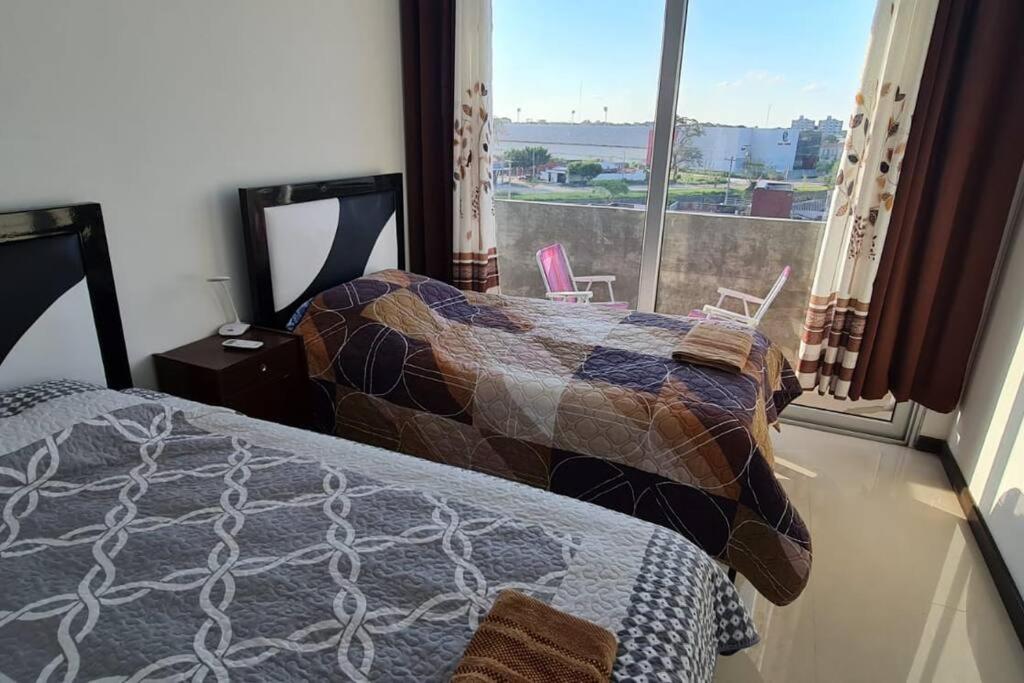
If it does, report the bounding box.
[795,392,897,421]
[491,0,666,308]
[652,0,896,422]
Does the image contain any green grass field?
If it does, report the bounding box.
[497,166,831,205]
[505,187,729,203]
[674,171,728,185]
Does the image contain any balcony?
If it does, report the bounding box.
[495,199,825,363]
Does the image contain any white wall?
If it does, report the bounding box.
[921,409,955,439]
[688,126,799,174]
[947,190,1024,595]
[0,0,404,386]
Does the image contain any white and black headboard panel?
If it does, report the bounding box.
[240,174,405,328]
[0,204,131,391]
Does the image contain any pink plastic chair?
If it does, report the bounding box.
[692,266,792,327]
[536,243,627,307]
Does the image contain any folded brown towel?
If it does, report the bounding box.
[451,591,618,683]
[672,321,755,373]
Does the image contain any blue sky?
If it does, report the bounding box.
[493,0,876,127]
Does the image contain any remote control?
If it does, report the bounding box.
[222,339,264,351]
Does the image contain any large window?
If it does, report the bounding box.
[493,0,906,436]
[492,0,668,308]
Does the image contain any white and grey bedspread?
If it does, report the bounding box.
[0,381,757,681]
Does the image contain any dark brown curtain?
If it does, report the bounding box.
[850,0,1024,412]
[400,0,455,283]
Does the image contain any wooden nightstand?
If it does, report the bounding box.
[154,327,309,428]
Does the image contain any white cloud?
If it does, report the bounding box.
[801,82,827,93]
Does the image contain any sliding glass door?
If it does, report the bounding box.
[492,0,916,441]
[652,0,915,440]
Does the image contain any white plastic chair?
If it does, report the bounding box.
[698,266,792,328]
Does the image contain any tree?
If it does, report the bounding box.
[816,157,841,187]
[590,178,630,198]
[567,160,603,183]
[742,158,768,181]
[504,146,551,173]
[742,156,782,182]
[671,116,704,176]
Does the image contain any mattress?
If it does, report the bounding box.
[0,381,756,681]
[295,270,812,605]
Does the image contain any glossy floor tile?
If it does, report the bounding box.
[714,425,1024,683]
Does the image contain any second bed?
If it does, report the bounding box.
[240,174,813,606]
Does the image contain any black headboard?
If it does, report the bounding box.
[0,204,131,390]
[239,173,405,328]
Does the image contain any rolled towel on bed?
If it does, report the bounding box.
[672,321,755,373]
[451,590,618,683]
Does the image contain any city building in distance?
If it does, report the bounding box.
[494,114,845,179]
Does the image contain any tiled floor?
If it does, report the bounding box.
[714,424,1024,683]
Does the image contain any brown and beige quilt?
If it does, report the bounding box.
[295,270,812,605]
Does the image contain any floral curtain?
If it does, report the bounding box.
[452,0,500,293]
[797,0,938,398]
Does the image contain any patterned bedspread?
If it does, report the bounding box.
[296,270,812,605]
[0,381,756,681]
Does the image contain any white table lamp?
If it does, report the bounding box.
[208,276,251,336]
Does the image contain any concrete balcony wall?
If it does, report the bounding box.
[495,199,825,362]
[496,199,646,305]
[656,212,825,362]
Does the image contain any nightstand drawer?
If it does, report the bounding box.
[223,373,305,424]
[219,341,297,394]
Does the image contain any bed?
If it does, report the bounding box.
[1,203,758,680]
[240,174,813,607]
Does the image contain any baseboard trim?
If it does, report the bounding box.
[937,442,1024,647]
[913,435,944,453]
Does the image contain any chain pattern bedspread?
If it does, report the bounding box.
[0,383,755,681]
